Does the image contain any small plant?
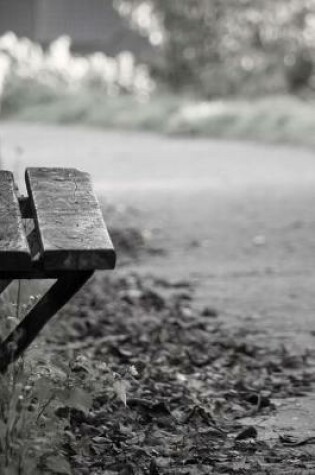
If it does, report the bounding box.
[0,349,105,474]
[0,289,100,475]
[0,360,68,474]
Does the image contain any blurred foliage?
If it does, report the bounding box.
[0,33,153,116]
[120,0,315,97]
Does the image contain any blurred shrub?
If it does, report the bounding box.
[120,0,315,97]
[0,33,154,116]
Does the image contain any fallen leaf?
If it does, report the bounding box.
[235,426,257,441]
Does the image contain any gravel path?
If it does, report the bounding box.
[1,122,315,192]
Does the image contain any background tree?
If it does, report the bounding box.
[117,0,315,96]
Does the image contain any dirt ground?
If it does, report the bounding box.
[110,186,315,446]
[2,123,315,472]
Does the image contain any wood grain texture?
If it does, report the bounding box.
[26,168,116,270]
[0,171,31,270]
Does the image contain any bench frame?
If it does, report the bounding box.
[0,168,115,373]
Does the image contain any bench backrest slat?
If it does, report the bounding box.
[26,168,116,271]
[0,171,31,270]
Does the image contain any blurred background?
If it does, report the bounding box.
[1,0,315,143]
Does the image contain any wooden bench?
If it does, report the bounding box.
[0,167,116,372]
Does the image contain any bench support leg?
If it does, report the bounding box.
[0,271,93,373]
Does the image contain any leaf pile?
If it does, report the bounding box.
[48,274,315,474]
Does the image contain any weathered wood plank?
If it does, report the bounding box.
[25,168,116,270]
[0,171,31,271]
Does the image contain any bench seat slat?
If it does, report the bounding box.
[25,168,116,271]
[0,171,31,271]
